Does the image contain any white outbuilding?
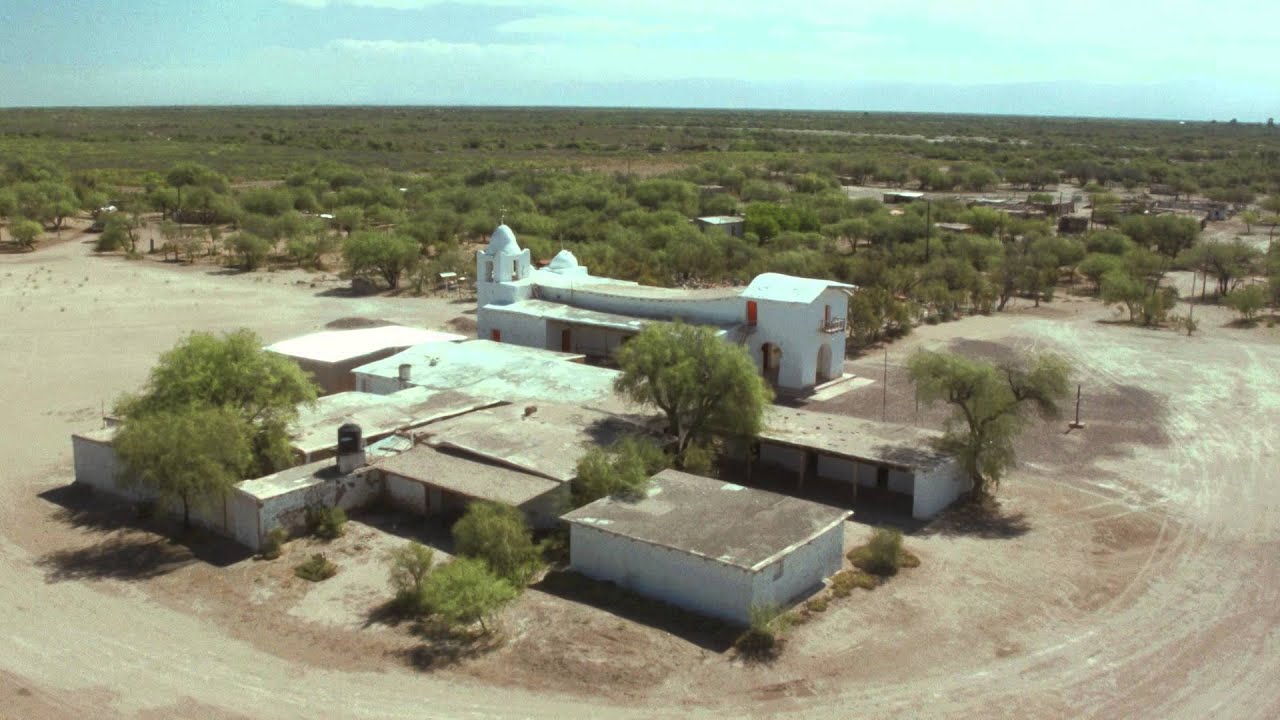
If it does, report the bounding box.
[563,469,850,625]
[265,325,465,395]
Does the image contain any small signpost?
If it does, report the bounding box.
[1068,384,1085,430]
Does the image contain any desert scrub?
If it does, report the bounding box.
[831,569,879,597]
[735,603,791,660]
[295,553,338,582]
[306,505,347,540]
[847,528,918,577]
[260,527,288,560]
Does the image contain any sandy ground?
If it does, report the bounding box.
[3,231,1280,719]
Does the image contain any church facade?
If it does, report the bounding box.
[474,225,854,392]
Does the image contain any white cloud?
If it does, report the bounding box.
[495,15,698,35]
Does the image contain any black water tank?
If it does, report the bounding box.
[337,423,363,454]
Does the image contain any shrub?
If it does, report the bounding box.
[260,526,288,560]
[306,505,347,540]
[804,596,830,613]
[831,569,878,597]
[388,541,435,614]
[735,603,789,659]
[452,502,540,586]
[848,527,908,577]
[423,557,517,633]
[231,232,271,270]
[295,553,337,582]
[1225,285,1267,323]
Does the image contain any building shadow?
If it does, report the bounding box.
[351,508,458,556]
[917,496,1031,539]
[36,484,253,583]
[532,570,738,653]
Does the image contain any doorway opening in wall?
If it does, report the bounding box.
[816,343,833,383]
[561,328,572,353]
[485,261,494,282]
[761,342,782,385]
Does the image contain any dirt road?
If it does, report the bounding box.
[2,238,1278,718]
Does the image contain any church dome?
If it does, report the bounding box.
[547,248,580,271]
[486,224,520,255]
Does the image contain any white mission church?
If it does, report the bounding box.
[475,225,855,392]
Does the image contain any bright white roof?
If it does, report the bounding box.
[485,224,520,256]
[265,326,465,364]
[741,273,855,304]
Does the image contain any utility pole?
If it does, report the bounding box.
[881,349,888,422]
[924,200,932,262]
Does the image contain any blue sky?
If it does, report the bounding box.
[0,0,1274,119]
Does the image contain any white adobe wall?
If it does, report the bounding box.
[545,321,631,358]
[477,307,549,347]
[386,473,427,514]
[570,524,755,624]
[72,435,147,500]
[226,490,262,549]
[748,288,849,390]
[760,443,805,473]
[354,372,406,396]
[749,521,845,610]
[253,471,383,542]
[911,459,970,519]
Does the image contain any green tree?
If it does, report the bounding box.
[115,329,317,475]
[573,435,669,506]
[451,502,541,586]
[113,406,253,528]
[422,557,518,634]
[96,213,138,253]
[1177,240,1261,297]
[613,322,773,458]
[1240,210,1260,234]
[1100,270,1149,322]
[1078,253,1124,293]
[342,231,419,289]
[1225,285,1267,323]
[387,541,435,613]
[9,218,42,249]
[231,232,271,270]
[908,349,1070,498]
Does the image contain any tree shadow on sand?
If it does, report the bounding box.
[918,496,1031,539]
[390,616,505,671]
[36,484,251,582]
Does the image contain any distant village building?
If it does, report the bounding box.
[694,215,745,237]
[473,225,854,393]
[1057,216,1090,234]
[265,326,464,395]
[563,469,850,624]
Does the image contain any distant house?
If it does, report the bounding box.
[694,215,745,238]
[883,190,925,204]
[1057,216,1090,234]
[933,222,973,234]
[563,469,850,624]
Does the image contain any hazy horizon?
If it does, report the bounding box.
[2,0,1274,122]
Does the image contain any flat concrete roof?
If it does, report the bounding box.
[236,459,350,502]
[884,190,925,198]
[696,215,744,224]
[760,406,953,472]
[741,273,855,305]
[564,469,850,572]
[489,299,735,339]
[353,340,621,407]
[265,326,465,364]
[72,426,117,444]
[290,388,499,457]
[418,403,642,482]
[489,299,652,333]
[375,444,560,507]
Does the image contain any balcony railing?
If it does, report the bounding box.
[820,318,846,334]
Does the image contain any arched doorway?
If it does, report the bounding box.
[761,342,782,384]
[816,343,833,383]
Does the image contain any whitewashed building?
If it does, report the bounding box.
[265,325,464,395]
[474,225,855,392]
[563,469,850,624]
